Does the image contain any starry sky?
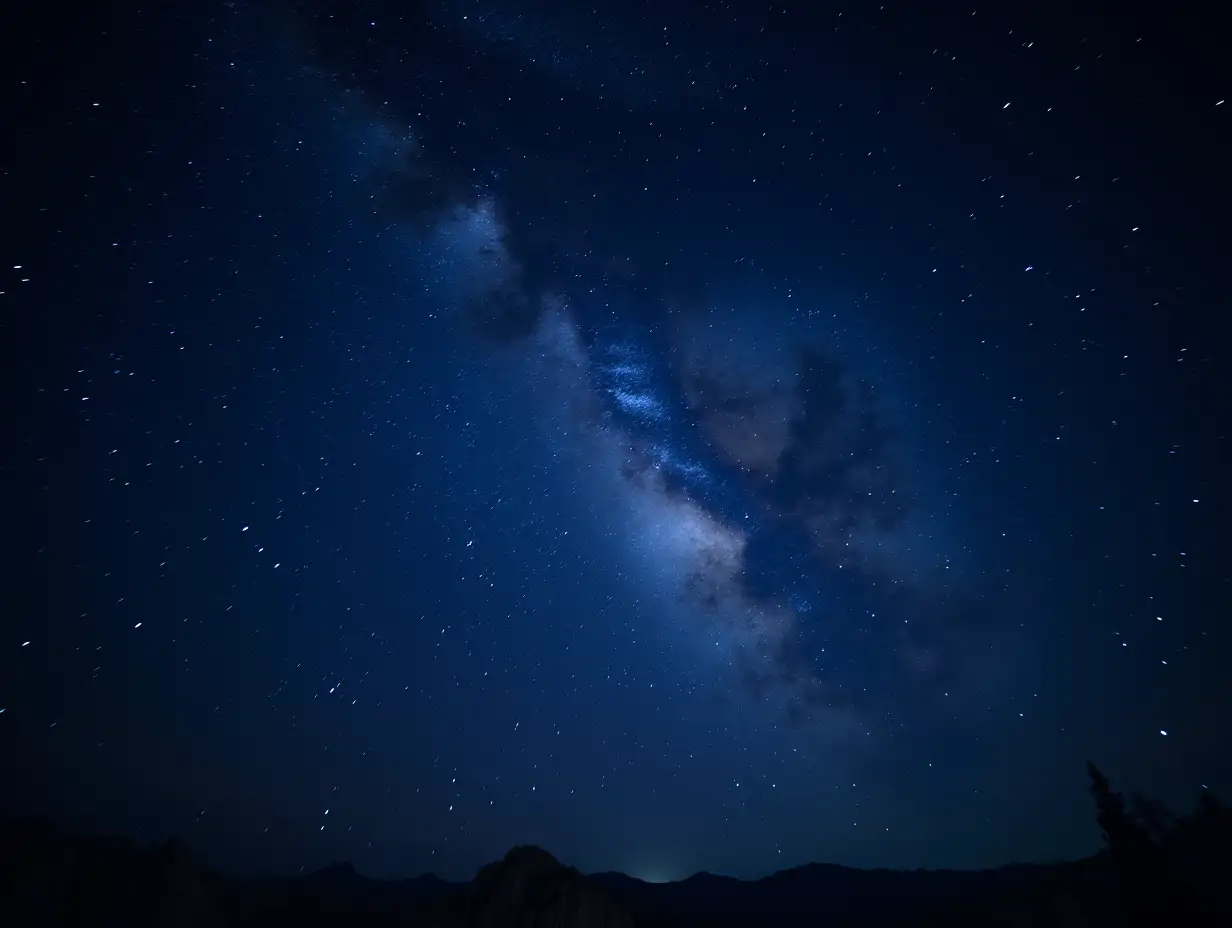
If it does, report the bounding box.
[3,0,1229,884]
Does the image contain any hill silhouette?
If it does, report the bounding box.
[1,767,1228,927]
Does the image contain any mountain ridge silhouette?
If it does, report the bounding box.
[2,793,1228,927]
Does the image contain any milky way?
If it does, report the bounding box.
[399,157,1004,735]
[223,33,1013,740]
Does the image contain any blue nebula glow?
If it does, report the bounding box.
[572,282,836,620]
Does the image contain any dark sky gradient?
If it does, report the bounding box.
[3,0,1229,884]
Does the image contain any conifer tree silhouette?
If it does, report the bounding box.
[1086,762,1217,927]
[1087,762,1166,926]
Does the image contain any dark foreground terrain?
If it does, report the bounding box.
[2,768,1229,927]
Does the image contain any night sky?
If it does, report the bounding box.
[4,0,1229,885]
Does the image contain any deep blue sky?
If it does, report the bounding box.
[3,0,1228,883]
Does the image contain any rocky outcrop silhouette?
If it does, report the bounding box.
[460,845,634,928]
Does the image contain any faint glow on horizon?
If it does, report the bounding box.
[633,867,678,884]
